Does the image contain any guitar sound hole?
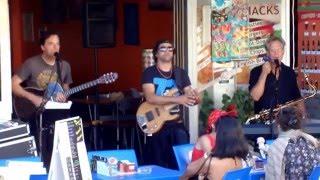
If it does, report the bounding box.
[145,111,154,122]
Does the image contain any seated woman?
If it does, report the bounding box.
[265,105,319,180]
[191,105,237,162]
[180,114,248,180]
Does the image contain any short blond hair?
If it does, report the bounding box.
[265,36,286,52]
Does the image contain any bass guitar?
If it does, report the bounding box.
[136,61,258,134]
[14,72,118,119]
[136,88,188,134]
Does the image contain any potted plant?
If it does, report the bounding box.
[198,90,214,135]
[221,89,254,124]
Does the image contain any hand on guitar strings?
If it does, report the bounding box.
[55,92,67,102]
[178,91,200,107]
[186,88,200,106]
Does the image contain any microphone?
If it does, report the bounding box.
[262,55,271,62]
[264,55,280,68]
[274,59,280,68]
[54,52,62,84]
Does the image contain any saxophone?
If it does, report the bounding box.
[245,71,317,124]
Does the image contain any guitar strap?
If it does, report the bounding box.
[37,59,62,114]
[56,60,63,85]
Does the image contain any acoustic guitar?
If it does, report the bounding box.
[14,72,118,119]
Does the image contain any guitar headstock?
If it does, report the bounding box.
[98,72,119,84]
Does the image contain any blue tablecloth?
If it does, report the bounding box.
[30,165,182,180]
[250,170,265,180]
[0,156,41,167]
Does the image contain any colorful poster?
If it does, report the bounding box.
[211,0,282,84]
[211,0,249,62]
[248,0,281,60]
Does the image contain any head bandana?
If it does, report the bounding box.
[206,104,238,133]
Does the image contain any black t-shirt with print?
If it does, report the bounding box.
[142,65,191,95]
[142,65,191,115]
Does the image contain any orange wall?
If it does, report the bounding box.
[10,0,173,92]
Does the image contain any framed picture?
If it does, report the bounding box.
[22,13,34,42]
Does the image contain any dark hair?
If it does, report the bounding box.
[264,35,286,51]
[39,31,60,45]
[276,106,302,131]
[152,40,174,62]
[211,116,248,160]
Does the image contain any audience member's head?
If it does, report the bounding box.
[211,116,248,160]
[276,105,302,131]
[206,104,238,133]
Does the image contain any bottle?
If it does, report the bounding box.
[312,22,316,31]
[312,40,315,51]
[257,137,267,159]
[305,21,309,30]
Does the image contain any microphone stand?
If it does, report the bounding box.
[38,53,61,158]
[268,60,280,138]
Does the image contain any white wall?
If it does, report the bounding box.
[187,0,199,143]
[0,0,12,122]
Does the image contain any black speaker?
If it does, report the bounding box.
[83,1,116,48]
[124,3,139,45]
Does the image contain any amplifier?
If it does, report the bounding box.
[0,120,30,143]
[0,136,37,159]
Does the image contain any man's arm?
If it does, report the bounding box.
[250,63,272,101]
[12,75,43,107]
[142,83,195,106]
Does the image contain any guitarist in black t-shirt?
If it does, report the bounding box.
[141,40,199,169]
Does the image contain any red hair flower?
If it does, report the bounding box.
[206,104,238,133]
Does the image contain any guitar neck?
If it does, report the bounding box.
[63,79,98,97]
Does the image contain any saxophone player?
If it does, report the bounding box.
[249,36,305,117]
